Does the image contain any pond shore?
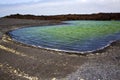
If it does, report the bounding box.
[0,18,120,80]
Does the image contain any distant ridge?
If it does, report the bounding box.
[3,13,120,20]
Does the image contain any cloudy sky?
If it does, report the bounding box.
[0,0,120,17]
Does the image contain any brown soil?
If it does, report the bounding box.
[0,18,120,80]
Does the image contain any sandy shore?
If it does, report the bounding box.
[0,18,120,80]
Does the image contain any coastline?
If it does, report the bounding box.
[4,33,120,55]
[5,19,120,55]
[0,18,120,80]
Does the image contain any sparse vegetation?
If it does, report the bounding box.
[4,13,120,20]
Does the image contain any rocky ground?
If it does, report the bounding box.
[0,18,120,80]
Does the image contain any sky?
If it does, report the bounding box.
[0,0,120,17]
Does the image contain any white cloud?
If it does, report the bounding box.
[0,0,42,4]
[0,0,120,17]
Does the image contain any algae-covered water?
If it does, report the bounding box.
[8,21,120,53]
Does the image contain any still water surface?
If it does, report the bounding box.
[8,21,120,53]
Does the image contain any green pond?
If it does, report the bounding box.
[9,21,120,53]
